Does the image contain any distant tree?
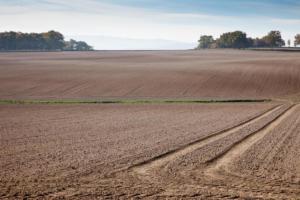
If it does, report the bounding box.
[0,31,17,50]
[197,35,214,49]
[262,31,285,47]
[247,37,254,47]
[64,39,77,51]
[0,31,93,51]
[252,38,268,47]
[217,31,250,48]
[42,31,65,50]
[64,39,93,51]
[194,30,292,50]
[295,34,300,47]
[75,41,93,51]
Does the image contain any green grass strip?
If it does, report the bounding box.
[0,99,271,105]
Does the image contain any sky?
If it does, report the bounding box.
[0,0,300,49]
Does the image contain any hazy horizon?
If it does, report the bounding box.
[1,0,300,50]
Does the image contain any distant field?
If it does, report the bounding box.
[1,50,300,101]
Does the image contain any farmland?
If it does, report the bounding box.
[1,50,300,101]
[1,50,300,199]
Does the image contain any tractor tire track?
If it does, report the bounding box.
[131,104,284,177]
[205,104,298,179]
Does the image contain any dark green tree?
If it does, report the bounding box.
[64,39,93,51]
[197,35,214,49]
[0,31,93,51]
[75,41,93,51]
[262,31,285,47]
[0,31,17,50]
[42,31,65,50]
[217,31,249,48]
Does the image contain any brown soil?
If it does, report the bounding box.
[1,50,300,199]
[102,104,300,199]
[1,50,300,100]
[0,103,276,199]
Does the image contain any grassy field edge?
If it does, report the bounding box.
[0,99,271,105]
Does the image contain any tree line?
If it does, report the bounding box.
[0,31,93,51]
[197,31,300,49]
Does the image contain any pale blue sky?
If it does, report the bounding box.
[0,0,299,49]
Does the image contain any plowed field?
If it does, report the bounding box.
[1,50,300,199]
[1,50,300,100]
